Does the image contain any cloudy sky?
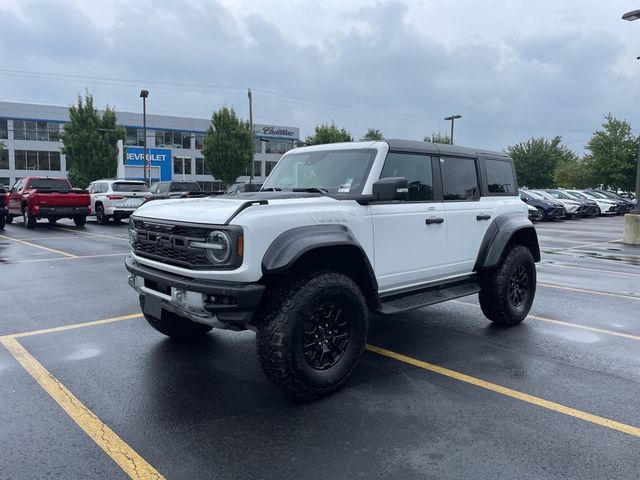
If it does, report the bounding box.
[1,0,639,152]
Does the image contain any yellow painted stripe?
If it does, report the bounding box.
[6,313,142,340]
[55,226,130,242]
[10,252,129,264]
[539,283,640,301]
[0,337,164,479]
[0,234,77,258]
[366,344,640,438]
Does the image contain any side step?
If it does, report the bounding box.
[379,280,480,314]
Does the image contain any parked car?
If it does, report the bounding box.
[564,190,618,215]
[88,179,151,225]
[525,203,540,221]
[226,182,263,195]
[529,189,582,218]
[127,139,540,398]
[6,177,91,228]
[578,190,624,215]
[589,189,634,213]
[147,181,215,201]
[0,188,8,230]
[519,189,565,220]
[545,189,598,217]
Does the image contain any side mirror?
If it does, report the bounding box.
[372,177,409,201]
[243,182,260,193]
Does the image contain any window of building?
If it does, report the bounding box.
[36,122,48,141]
[15,150,26,169]
[0,177,10,189]
[48,123,60,142]
[195,134,204,150]
[195,158,209,175]
[263,139,294,155]
[380,152,434,201]
[27,150,38,169]
[485,159,515,194]
[25,121,37,141]
[155,130,191,148]
[49,151,61,170]
[125,127,145,146]
[13,120,26,140]
[182,133,192,149]
[0,149,8,169]
[265,160,278,177]
[0,120,7,139]
[173,157,191,175]
[254,138,264,154]
[13,150,62,171]
[441,157,479,200]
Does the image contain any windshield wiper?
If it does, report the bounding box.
[260,187,282,192]
[291,187,329,194]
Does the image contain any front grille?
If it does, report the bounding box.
[131,219,212,269]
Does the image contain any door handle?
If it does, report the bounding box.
[425,217,444,225]
[476,214,491,221]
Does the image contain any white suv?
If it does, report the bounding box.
[88,179,150,224]
[126,140,540,398]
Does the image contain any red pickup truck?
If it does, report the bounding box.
[7,177,91,228]
[0,188,8,230]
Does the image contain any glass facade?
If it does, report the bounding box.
[125,127,145,146]
[14,150,62,171]
[13,120,61,142]
[0,120,7,139]
[0,149,8,169]
[155,130,192,149]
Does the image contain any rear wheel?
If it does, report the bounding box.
[23,207,36,229]
[73,215,87,227]
[256,270,368,399]
[6,215,13,224]
[479,245,536,326]
[0,215,5,230]
[48,217,58,225]
[140,295,212,340]
[96,205,109,225]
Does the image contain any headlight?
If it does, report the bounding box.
[204,230,231,264]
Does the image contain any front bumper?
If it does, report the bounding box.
[125,256,264,327]
[38,206,90,217]
[0,207,7,216]
[547,207,565,218]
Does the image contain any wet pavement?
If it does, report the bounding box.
[1,214,639,479]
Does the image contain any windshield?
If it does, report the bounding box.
[530,190,554,200]
[113,182,148,192]
[262,148,377,194]
[525,190,547,200]
[27,178,70,190]
[586,191,607,199]
[545,190,567,200]
[566,190,586,200]
[596,190,619,199]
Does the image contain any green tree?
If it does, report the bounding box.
[305,122,353,145]
[506,136,576,188]
[202,106,253,185]
[553,156,596,189]
[424,132,452,144]
[585,114,637,192]
[60,93,126,188]
[362,128,383,140]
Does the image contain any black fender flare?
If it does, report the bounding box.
[474,213,540,271]
[261,224,378,294]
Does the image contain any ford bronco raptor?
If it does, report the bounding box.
[126,140,539,399]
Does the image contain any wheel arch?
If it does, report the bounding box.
[261,225,379,308]
[474,213,540,271]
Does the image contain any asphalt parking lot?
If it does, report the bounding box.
[1,215,639,479]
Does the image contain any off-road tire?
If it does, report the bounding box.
[23,207,36,229]
[478,245,536,326]
[6,215,13,224]
[139,295,212,340]
[73,215,87,227]
[256,270,368,400]
[96,205,109,225]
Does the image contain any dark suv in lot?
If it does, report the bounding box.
[520,189,565,221]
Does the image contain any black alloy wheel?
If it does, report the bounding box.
[508,265,529,308]
[302,303,350,370]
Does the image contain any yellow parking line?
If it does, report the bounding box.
[0,234,77,258]
[55,226,129,242]
[5,313,143,340]
[0,337,164,479]
[539,283,640,300]
[366,344,640,438]
[10,252,129,264]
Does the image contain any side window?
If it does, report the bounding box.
[441,157,479,201]
[379,152,433,201]
[485,159,516,194]
[87,184,95,194]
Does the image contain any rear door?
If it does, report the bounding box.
[370,151,447,293]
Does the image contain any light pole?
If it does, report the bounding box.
[444,114,462,145]
[139,89,149,185]
[621,10,640,243]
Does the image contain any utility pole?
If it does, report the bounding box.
[248,88,254,184]
[140,90,149,185]
[444,114,462,145]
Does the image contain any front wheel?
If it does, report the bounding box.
[0,215,5,230]
[140,295,212,340]
[73,215,87,227]
[256,270,368,399]
[536,207,547,221]
[478,245,536,326]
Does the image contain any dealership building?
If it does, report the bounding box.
[0,101,300,189]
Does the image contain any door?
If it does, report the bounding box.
[370,152,447,294]
[8,179,24,214]
[440,156,492,275]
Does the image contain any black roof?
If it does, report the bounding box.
[383,139,508,159]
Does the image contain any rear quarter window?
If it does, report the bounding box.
[484,159,517,195]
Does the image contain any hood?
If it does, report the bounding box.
[133,197,251,224]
